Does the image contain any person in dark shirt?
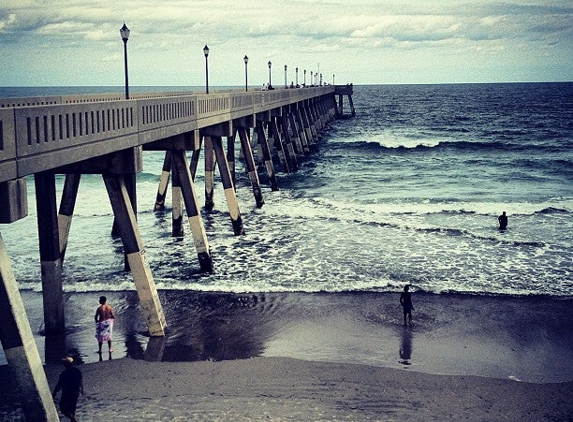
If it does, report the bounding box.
[498,211,508,231]
[53,357,84,422]
[400,285,414,326]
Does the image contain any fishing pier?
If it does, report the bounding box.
[0,84,354,421]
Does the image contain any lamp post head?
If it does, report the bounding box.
[203,45,209,58]
[268,61,272,68]
[284,64,287,71]
[244,55,249,64]
[120,22,130,42]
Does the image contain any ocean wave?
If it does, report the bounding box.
[329,136,566,154]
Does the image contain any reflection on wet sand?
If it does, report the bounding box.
[399,327,413,366]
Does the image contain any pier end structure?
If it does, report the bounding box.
[334,84,355,118]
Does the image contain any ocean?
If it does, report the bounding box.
[0,82,572,371]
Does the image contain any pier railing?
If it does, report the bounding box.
[0,86,334,183]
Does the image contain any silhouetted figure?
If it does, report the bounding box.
[53,357,84,422]
[498,211,508,231]
[400,285,414,326]
[95,296,115,356]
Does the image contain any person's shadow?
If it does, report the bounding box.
[399,327,413,366]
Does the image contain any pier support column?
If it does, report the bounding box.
[171,164,184,237]
[255,120,279,191]
[227,131,237,190]
[270,117,290,174]
[280,113,299,171]
[0,233,60,422]
[238,127,264,208]
[103,174,166,336]
[34,172,65,336]
[288,112,306,155]
[171,150,214,273]
[154,151,172,211]
[212,136,245,235]
[295,107,311,151]
[304,102,319,141]
[57,173,81,263]
[204,137,216,211]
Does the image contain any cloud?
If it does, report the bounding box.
[0,0,571,85]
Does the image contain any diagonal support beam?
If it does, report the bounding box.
[237,127,264,208]
[103,174,166,336]
[57,173,81,264]
[0,232,60,422]
[171,151,214,273]
[211,136,245,235]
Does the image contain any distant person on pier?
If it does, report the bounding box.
[498,211,508,231]
[53,357,84,422]
[400,285,414,326]
[95,296,115,356]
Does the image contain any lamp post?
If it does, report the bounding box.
[333,74,335,85]
[243,55,249,92]
[310,71,313,86]
[120,22,130,100]
[295,67,298,87]
[284,64,287,88]
[304,69,306,86]
[203,44,210,94]
[268,61,272,88]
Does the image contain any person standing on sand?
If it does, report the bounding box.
[498,211,508,231]
[53,357,84,422]
[95,295,115,355]
[400,285,414,326]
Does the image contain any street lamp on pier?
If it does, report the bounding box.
[284,64,287,88]
[243,55,249,92]
[120,22,130,100]
[310,71,314,86]
[304,69,306,86]
[333,74,335,85]
[296,67,299,87]
[268,61,272,88]
[203,44,210,94]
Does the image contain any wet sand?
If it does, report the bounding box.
[0,291,572,420]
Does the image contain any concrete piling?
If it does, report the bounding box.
[57,173,81,263]
[171,150,214,273]
[171,163,184,237]
[154,151,172,211]
[103,174,167,336]
[204,137,216,211]
[0,233,60,422]
[211,136,245,235]
[238,127,264,208]
[255,120,279,191]
[34,172,65,336]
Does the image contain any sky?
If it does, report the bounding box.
[1,0,572,87]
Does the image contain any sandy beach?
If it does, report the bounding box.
[0,291,572,420]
